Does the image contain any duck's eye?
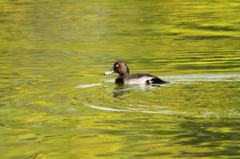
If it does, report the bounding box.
[115,64,119,67]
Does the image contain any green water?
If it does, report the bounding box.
[1,0,240,158]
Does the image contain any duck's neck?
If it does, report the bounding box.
[119,72,129,78]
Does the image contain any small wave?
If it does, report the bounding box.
[75,83,102,88]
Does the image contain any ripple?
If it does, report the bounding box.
[165,74,240,81]
[75,83,102,88]
[86,104,129,112]
[77,74,240,118]
[17,74,240,118]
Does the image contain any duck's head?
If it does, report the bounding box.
[104,61,129,77]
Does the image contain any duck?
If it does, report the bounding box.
[104,61,168,85]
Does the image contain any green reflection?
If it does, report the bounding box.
[0,0,240,158]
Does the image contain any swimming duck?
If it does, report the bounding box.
[104,61,168,84]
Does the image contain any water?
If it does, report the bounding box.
[1,0,240,158]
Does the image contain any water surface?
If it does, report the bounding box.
[1,0,240,158]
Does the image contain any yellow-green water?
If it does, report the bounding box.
[0,0,240,158]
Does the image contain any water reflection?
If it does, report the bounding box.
[91,113,240,158]
[112,85,131,99]
[112,83,164,99]
[1,0,240,158]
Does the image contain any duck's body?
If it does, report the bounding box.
[104,61,168,85]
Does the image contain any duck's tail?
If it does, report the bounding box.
[148,77,170,84]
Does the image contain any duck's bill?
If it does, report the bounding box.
[104,68,114,75]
